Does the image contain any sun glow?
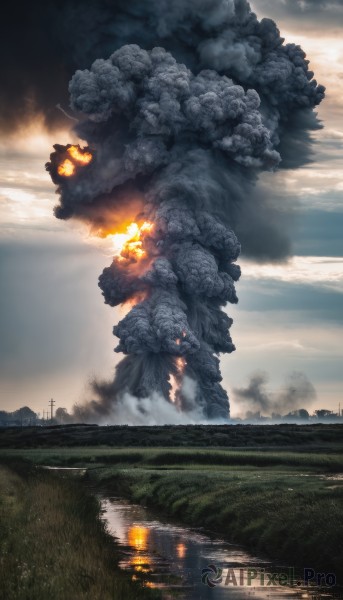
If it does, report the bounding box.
[108,221,153,260]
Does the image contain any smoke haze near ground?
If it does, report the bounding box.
[233,371,317,418]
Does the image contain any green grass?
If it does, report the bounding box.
[2,446,343,471]
[2,445,343,582]
[91,465,343,578]
[0,463,160,600]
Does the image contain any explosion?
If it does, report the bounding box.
[52,145,93,178]
[67,145,92,165]
[57,159,75,177]
[46,0,324,423]
[108,221,153,261]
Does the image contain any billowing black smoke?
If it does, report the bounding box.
[46,0,324,422]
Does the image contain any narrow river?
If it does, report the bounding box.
[101,496,339,600]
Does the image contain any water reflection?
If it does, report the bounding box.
[177,543,187,559]
[130,555,151,574]
[101,497,339,600]
[128,525,149,551]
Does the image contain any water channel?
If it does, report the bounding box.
[101,496,339,600]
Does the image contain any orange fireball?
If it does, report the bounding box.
[108,221,153,260]
[67,145,93,164]
[57,159,75,177]
[57,145,93,177]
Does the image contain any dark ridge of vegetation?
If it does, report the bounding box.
[0,423,343,450]
[0,463,160,600]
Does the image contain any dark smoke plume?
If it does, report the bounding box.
[45,0,324,422]
[233,371,317,417]
[3,0,324,262]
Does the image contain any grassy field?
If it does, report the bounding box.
[2,445,342,471]
[2,444,343,581]
[0,463,159,600]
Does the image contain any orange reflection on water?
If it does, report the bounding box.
[130,555,151,573]
[176,543,186,558]
[128,526,149,551]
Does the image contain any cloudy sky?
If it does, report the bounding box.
[0,0,342,417]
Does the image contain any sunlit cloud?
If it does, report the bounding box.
[0,124,80,229]
[0,117,75,154]
[241,256,343,292]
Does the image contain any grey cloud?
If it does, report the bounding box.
[237,279,343,323]
[293,209,343,257]
[0,239,113,381]
[251,0,343,28]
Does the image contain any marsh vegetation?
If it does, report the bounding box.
[0,463,159,600]
[1,424,342,587]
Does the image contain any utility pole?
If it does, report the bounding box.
[49,398,55,421]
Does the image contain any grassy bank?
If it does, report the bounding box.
[79,450,343,579]
[103,468,342,576]
[0,463,159,600]
[2,444,342,583]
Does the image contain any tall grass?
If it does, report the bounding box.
[0,464,159,600]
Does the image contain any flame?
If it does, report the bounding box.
[67,145,92,164]
[176,356,186,372]
[122,292,147,311]
[57,145,93,177]
[128,526,149,551]
[170,356,187,403]
[108,221,153,260]
[57,159,75,177]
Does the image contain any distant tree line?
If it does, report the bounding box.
[0,407,37,426]
[0,405,341,427]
